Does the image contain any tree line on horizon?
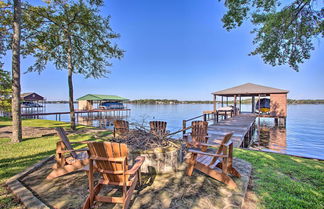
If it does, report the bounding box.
[44,99,324,104]
[127,99,324,104]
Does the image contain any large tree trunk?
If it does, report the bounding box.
[67,35,76,130]
[11,0,22,143]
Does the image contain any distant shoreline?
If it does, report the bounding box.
[45,99,324,105]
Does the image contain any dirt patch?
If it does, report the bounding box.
[0,126,111,140]
[0,126,57,139]
[20,158,251,209]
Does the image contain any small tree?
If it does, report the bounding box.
[220,0,323,71]
[0,67,12,116]
[25,0,124,130]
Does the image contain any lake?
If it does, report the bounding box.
[25,103,324,160]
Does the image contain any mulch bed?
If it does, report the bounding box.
[19,158,252,209]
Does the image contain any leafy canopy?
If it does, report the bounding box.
[221,0,324,71]
[25,0,124,78]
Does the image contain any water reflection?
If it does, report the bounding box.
[252,118,287,154]
[77,115,128,129]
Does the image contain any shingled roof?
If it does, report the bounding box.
[77,94,128,101]
[212,83,289,96]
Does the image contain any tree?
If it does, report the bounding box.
[220,0,323,71]
[1,0,23,142]
[25,0,124,130]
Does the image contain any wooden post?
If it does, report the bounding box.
[252,96,255,113]
[234,95,237,115]
[182,120,187,135]
[239,95,241,113]
[203,114,207,121]
[213,94,217,113]
[221,96,224,107]
[226,97,228,106]
[216,111,219,123]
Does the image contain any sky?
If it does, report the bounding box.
[2,0,324,100]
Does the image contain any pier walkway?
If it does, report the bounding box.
[21,108,130,120]
[207,114,256,147]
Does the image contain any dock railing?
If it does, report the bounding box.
[167,109,235,137]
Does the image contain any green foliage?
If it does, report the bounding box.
[0,68,11,113]
[24,0,124,78]
[221,0,324,71]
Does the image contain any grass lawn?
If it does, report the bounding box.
[235,149,324,209]
[0,118,110,209]
[0,118,323,209]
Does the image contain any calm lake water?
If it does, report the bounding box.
[27,103,324,160]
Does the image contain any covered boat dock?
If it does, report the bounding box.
[212,83,289,126]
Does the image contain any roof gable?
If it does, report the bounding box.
[21,92,44,100]
[77,94,128,101]
[212,83,289,95]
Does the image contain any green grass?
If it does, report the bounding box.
[235,149,324,209]
[0,118,108,209]
[0,118,323,209]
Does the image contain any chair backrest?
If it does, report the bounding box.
[216,132,233,155]
[150,121,167,136]
[87,142,129,183]
[191,121,208,143]
[114,120,129,135]
[55,127,77,158]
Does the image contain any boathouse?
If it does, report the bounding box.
[212,83,289,121]
[77,94,128,110]
[21,92,46,108]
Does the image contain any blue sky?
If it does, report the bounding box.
[2,0,324,100]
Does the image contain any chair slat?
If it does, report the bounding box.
[150,121,167,137]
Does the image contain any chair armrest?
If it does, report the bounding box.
[57,148,88,154]
[224,140,233,146]
[90,156,127,162]
[69,141,92,145]
[188,148,228,157]
[187,141,220,148]
[125,156,145,175]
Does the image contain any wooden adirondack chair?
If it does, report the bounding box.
[114,120,129,137]
[83,142,145,209]
[184,121,209,151]
[46,127,89,180]
[186,132,241,189]
[150,121,167,137]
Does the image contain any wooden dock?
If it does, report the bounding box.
[21,108,130,120]
[207,114,256,148]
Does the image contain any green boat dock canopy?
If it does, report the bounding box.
[77,94,128,101]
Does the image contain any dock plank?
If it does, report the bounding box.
[207,114,256,148]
